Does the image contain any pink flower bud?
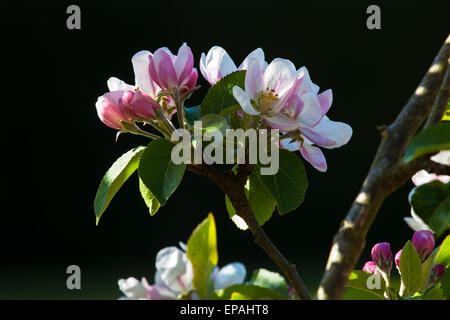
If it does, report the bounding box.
[95,91,130,130]
[431,264,445,280]
[412,230,435,260]
[119,90,160,120]
[371,242,393,273]
[362,261,377,274]
[148,43,197,92]
[395,250,402,269]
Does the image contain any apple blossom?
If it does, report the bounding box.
[118,245,193,300]
[412,230,435,260]
[276,68,352,172]
[200,46,266,85]
[411,151,450,186]
[119,90,160,120]
[362,261,378,274]
[95,91,130,130]
[371,242,393,274]
[148,43,198,93]
[430,264,445,281]
[212,262,247,290]
[394,249,402,269]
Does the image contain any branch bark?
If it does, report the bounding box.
[317,34,450,300]
[187,163,312,300]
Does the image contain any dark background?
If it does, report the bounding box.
[1,0,448,299]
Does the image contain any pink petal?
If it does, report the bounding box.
[175,43,194,84]
[300,143,327,172]
[152,47,178,90]
[317,89,333,115]
[264,114,300,131]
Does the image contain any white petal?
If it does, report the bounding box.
[107,77,134,92]
[308,116,352,149]
[118,277,148,300]
[263,58,297,94]
[233,86,260,115]
[245,58,264,100]
[155,246,192,293]
[132,50,154,95]
[296,67,316,96]
[231,215,249,230]
[431,150,450,165]
[298,92,323,127]
[214,263,247,290]
[280,139,300,151]
[300,143,327,172]
[203,46,237,85]
[239,48,265,70]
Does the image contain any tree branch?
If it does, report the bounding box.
[316,34,450,300]
[187,164,312,300]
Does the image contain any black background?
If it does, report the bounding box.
[1,0,448,299]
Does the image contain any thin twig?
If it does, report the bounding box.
[316,34,450,300]
[187,164,312,300]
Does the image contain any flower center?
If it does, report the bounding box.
[258,87,279,116]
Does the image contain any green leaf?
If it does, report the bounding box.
[186,213,218,299]
[403,122,450,163]
[421,250,437,291]
[442,100,450,121]
[436,234,450,267]
[246,170,276,225]
[138,178,160,216]
[346,271,386,298]
[94,146,145,224]
[219,104,241,117]
[200,70,246,115]
[440,266,450,299]
[250,268,289,298]
[225,170,276,228]
[399,240,424,297]
[215,284,286,300]
[230,292,251,300]
[184,105,202,126]
[138,139,186,206]
[259,149,308,214]
[229,111,241,130]
[198,114,229,136]
[409,181,450,237]
[423,283,444,300]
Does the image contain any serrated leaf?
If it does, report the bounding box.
[436,234,450,267]
[94,146,145,224]
[346,270,386,298]
[399,241,424,297]
[186,213,218,299]
[184,105,202,126]
[409,180,450,237]
[139,178,160,216]
[200,70,246,115]
[250,268,289,298]
[215,284,286,300]
[258,149,308,214]
[403,122,450,163]
[138,139,186,206]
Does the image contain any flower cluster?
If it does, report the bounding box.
[118,243,246,300]
[95,43,352,172]
[362,230,445,298]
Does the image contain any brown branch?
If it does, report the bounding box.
[316,34,450,300]
[187,164,312,300]
[424,61,450,128]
